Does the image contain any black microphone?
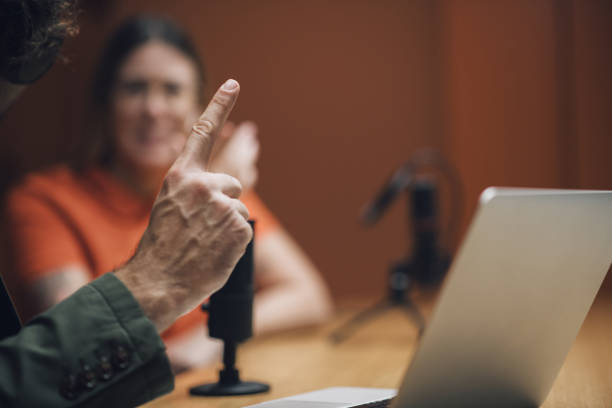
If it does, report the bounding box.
[410,179,450,285]
[190,220,269,397]
[206,222,255,343]
[361,163,413,225]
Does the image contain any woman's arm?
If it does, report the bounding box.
[253,227,333,334]
[5,183,94,321]
[28,264,91,315]
[163,325,222,373]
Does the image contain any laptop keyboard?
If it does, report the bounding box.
[353,397,394,408]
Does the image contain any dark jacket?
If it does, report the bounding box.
[0,273,173,407]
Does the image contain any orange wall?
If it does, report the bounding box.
[1,1,610,299]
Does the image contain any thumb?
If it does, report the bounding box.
[174,79,240,170]
[209,120,236,162]
[221,121,236,141]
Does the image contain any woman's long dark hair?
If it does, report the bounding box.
[83,14,206,168]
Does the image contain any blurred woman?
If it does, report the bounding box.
[6,15,332,371]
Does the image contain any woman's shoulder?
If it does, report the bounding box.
[9,164,84,200]
[11,164,79,193]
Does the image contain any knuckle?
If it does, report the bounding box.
[237,221,253,243]
[192,120,215,138]
[189,177,214,198]
[210,194,233,214]
[240,203,250,219]
[231,198,249,218]
[228,175,243,192]
[165,168,183,184]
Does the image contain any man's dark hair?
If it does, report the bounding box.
[0,0,78,83]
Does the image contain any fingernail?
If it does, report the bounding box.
[223,79,238,91]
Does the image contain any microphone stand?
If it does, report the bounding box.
[189,338,269,396]
[330,261,427,344]
[331,180,448,344]
[330,190,426,343]
[189,221,270,396]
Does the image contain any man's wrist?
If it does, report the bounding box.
[114,261,177,333]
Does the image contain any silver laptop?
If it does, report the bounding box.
[246,188,612,408]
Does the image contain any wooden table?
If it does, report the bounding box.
[144,294,612,407]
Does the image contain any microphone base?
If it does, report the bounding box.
[190,339,270,396]
[189,381,270,396]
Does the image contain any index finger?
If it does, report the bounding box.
[174,79,240,169]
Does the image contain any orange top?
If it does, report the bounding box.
[6,165,279,341]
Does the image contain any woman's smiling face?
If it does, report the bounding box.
[110,40,200,172]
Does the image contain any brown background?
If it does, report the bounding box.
[1,0,610,301]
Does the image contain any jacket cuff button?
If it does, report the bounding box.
[96,352,114,381]
[59,372,81,400]
[79,361,97,390]
[111,343,131,371]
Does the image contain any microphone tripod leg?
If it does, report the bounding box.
[400,299,426,338]
[329,299,391,344]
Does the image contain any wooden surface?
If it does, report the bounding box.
[144,294,612,407]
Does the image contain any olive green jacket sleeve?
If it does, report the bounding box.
[0,273,174,407]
